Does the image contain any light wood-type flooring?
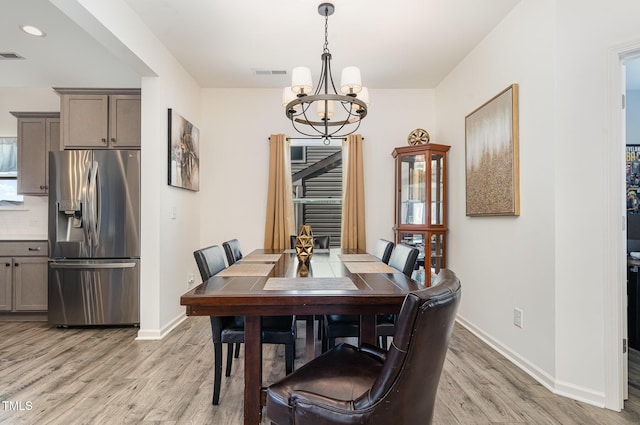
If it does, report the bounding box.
[1,317,640,424]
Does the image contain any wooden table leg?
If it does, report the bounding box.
[360,314,376,345]
[305,316,315,362]
[244,315,261,425]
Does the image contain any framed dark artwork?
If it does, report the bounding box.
[168,109,200,191]
[465,84,520,216]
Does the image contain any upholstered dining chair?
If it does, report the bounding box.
[324,243,420,350]
[388,243,420,277]
[194,244,296,406]
[289,234,331,249]
[222,238,243,265]
[266,269,461,425]
[376,243,420,348]
[372,239,394,264]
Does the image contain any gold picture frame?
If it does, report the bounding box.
[465,84,519,216]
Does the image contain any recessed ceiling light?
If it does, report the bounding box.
[19,24,46,37]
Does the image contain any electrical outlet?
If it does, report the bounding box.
[187,273,195,286]
[514,307,523,328]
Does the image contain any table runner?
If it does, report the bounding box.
[338,253,379,262]
[283,248,331,254]
[343,262,398,274]
[264,277,357,291]
[239,253,282,263]
[216,263,274,277]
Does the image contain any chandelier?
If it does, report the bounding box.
[282,3,369,142]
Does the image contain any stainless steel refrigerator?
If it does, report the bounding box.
[48,150,140,326]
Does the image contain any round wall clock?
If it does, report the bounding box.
[408,128,430,145]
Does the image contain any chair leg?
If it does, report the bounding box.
[378,336,389,350]
[234,343,241,358]
[316,315,324,340]
[212,342,222,405]
[225,343,234,377]
[285,342,295,375]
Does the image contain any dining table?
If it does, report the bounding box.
[180,248,425,425]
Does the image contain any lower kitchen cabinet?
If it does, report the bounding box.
[0,241,48,315]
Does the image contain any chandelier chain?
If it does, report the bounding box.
[323,6,330,53]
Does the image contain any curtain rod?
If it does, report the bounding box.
[267,136,364,141]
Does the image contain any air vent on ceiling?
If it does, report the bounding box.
[253,69,287,76]
[0,52,25,60]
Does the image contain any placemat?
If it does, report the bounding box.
[239,253,282,263]
[216,263,274,277]
[338,253,379,262]
[264,277,357,291]
[343,262,398,274]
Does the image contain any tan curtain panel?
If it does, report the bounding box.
[341,134,366,251]
[264,134,295,250]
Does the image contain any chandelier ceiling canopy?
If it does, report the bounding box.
[282,3,369,142]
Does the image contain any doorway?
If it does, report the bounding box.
[625,56,640,398]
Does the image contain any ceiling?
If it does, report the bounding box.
[2,0,523,90]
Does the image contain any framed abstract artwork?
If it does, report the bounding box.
[465,84,519,216]
[168,109,200,191]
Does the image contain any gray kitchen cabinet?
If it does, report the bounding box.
[0,258,11,311]
[13,257,48,311]
[0,241,48,314]
[55,88,141,149]
[10,112,60,195]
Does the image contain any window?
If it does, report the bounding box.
[290,139,342,247]
[0,137,24,206]
[291,146,306,163]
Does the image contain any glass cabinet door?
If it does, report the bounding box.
[400,154,426,225]
[430,232,446,272]
[430,153,445,226]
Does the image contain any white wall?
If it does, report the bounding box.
[554,0,640,405]
[199,88,435,253]
[436,0,557,387]
[0,87,59,239]
[437,0,640,408]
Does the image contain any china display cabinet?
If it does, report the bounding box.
[392,143,450,273]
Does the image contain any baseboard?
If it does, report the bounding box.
[455,315,606,408]
[135,313,186,340]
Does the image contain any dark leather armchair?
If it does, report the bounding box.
[194,244,296,405]
[372,239,394,264]
[324,243,420,350]
[266,269,461,425]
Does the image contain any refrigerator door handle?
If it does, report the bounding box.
[49,262,137,269]
[82,163,92,246]
[88,160,99,247]
[94,161,101,244]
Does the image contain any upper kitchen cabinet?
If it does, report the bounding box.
[54,88,141,149]
[10,111,60,195]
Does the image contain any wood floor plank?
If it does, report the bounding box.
[1,318,640,425]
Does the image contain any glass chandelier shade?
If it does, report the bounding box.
[283,3,369,141]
